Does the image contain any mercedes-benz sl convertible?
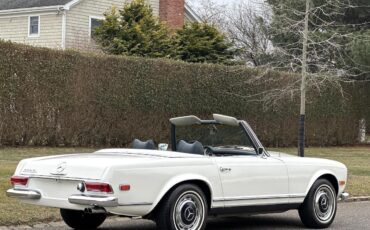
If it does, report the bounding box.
[7,114,348,230]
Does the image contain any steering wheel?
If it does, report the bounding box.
[204,146,214,156]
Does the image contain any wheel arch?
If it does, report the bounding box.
[305,170,339,196]
[148,174,213,214]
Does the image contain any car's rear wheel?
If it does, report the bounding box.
[299,179,337,228]
[60,209,106,229]
[155,184,208,230]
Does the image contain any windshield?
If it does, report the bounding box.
[175,123,256,153]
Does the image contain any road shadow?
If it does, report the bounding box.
[206,215,305,229]
[100,213,305,230]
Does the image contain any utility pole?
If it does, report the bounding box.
[299,0,310,157]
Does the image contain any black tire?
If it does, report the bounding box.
[60,209,106,229]
[155,184,208,230]
[299,179,337,229]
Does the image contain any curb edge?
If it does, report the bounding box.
[342,196,370,202]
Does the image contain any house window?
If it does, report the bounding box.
[89,16,104,39]
[29,16,40,37]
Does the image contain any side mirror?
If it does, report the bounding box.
[258,147,264,155]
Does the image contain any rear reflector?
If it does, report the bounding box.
[85,182,113,193]
[339,181,346,186]
[119,185,131,191]
[10,176,29,186]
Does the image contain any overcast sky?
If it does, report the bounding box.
[189,0,239,8]
[188,0,264,12]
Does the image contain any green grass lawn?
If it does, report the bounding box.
[0,146,369,226]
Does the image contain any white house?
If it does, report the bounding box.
[0,0,200,50]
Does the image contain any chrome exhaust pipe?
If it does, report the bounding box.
[84,207,107,214]
[340,192,349,201]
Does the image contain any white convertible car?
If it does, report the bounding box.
[7,114,348,230]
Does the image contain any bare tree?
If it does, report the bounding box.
[266,0,370,156]
[191,0,370,155]
[188,0,226,27]
[191,0,273,67]
[224,2,272,67]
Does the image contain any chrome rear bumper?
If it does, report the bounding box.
[68,194,118,207]
[6,188,41,199]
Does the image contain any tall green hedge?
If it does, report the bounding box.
[0,41,369,147]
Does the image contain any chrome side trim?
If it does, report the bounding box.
[210,203,302,215]
[6,188,41,200]
[118,202,153,207]
[289,194,306,198]
[68,194,118,207]
[213,194,306,202]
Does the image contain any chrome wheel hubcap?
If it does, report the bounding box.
[314,185,336,223]
[173,191,205,230]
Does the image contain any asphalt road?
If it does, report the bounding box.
[17,201,370,230]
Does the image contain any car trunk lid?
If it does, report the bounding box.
[18,149,202,180]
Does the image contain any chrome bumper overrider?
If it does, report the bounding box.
[68,194,118,207]
[6,188,41,199]
[340,192,349,200]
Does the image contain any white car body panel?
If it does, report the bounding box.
[10,148,347,217]
[214,155,290,207]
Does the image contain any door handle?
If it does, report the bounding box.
[220,167,232,173]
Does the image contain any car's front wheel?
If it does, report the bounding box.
[299,179,337,228]
[155,184,208,230]
[60,209,106,229]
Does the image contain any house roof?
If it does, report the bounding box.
[0,0,73,11]
[0,0,201,23]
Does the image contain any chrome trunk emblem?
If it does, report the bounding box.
[50,162,67,176]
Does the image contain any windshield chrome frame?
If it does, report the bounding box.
[240,121,269,157]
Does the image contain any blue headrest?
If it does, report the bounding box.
[132,139,156,150]
[177,140,204,155]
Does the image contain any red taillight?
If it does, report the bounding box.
[10,176,29,186]
[85,182,113,193]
